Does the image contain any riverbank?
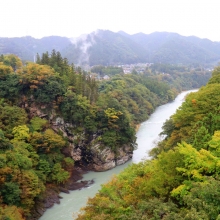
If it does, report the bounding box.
[29,166,94,220]
[135,124,141,132]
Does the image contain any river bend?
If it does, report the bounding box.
[40,89,197,220]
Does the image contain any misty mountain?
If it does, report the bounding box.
[127,32,220,64]
[0,36,71,62]
[1,30,220,66]
[63,30,220,66]
[62,30,148,66]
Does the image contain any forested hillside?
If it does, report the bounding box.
[0,36,71,62]
[1,30,220,66]
[56,30,220,66]
[76,66,220,220]
[0,51,212,219]
[126,32,220,65]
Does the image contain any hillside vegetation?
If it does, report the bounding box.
[0,51,212,219]
[76,66,220,220]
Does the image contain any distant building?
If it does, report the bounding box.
[103,75,110,80]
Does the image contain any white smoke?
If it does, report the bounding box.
[70,30,99,66]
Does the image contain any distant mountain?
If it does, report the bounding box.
[0,36,71,62]
[62,30,148,66]
[128,32,220,64]
[1,30,220,66]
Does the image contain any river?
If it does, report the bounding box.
[39,89,198,220]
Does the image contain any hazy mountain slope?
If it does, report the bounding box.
[152,35,219,64]
[186,35,220,56]
[62,30,148,66]
[0,36,71,61]
[130,32,179,52]
[90,30,149,65]
[128,32,220,64]
[1,30,220,66]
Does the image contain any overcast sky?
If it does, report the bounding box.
[1,0,220,41]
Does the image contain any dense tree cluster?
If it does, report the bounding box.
[98,74,175,125]
[0,105,70,218]
[76,66,220,219]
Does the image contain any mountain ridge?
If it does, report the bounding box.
[1,30,220,66]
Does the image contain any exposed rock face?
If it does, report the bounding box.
[91,144,116,171]
[49,116,134,171]
[71,146,82,161]
[116,145,133,166]
[52,117,133,171]
[90,143,133,171]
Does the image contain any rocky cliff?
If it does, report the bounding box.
[52,117,133,171]
[23,101,133,172]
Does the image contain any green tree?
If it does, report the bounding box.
[0,205,25,220]
[0,129,13,152]
[208,130,220,157]
[50,163,69,184]
[12,125,30,142]
[0,104,28,139]
[30,117,48,132]
[1,182,21,205]
[193,126,211,150]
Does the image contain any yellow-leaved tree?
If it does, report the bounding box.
[18,63,55,90]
